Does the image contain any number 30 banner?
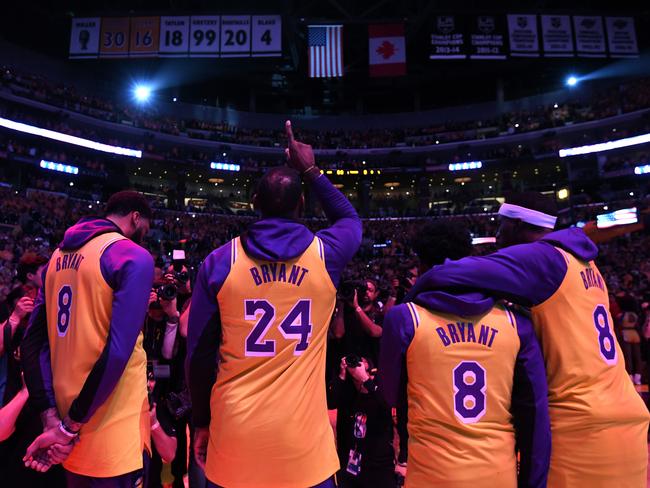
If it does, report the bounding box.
[70,15,282,58]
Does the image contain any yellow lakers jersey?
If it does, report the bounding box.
[45,232,150,478]
[206,236,339,488]
[404,302,520,488]
[531,248,649,487]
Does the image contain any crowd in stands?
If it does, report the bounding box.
[3,66,650,151]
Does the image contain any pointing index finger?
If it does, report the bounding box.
[285,120,295,143]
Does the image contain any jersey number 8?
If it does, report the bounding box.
[57,285,73,337]
[453,361,487,424]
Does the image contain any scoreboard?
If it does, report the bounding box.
[69,15,282,59]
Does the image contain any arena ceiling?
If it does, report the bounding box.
[1,0,649,114]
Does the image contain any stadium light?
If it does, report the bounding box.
[634,164,650,175]
[133,84,152,103]
[566,75,578,87]
[40,160,79,175]
[559,132,650,158]
[0,117,142,158]
[448,161,483,171]
[210,162,240,172]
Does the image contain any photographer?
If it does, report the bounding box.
[327,355,396,488]
[384,263,418,313]
[332,279,385,365]
[146,373,177,488]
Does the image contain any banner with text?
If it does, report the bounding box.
[469,15,506,59]
[605,17,639,58]
[507,14,540,57]
[541,15,573,57]
[430,15,466,59]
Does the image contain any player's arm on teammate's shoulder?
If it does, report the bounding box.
[407,242,567,308]
[285,120,362,285]
[64,242,154,430]
[377,304,414,408]
[510,309,551,488]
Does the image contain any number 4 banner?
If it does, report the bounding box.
[252,15,282,57]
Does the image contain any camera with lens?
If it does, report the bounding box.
[339,280,368,302]
[345,353,362,368]
[174,270,189,283]
[155,282,178,301]
[166,388,192,420]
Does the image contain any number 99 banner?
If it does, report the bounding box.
[70,15,281,58]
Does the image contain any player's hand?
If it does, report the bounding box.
[194,427,209,471]
[285,120,315,173]
[47,441,76,465]
[23,427,73,472]
[339,357,348,381]
[11,296,35,322]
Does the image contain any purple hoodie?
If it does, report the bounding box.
[379,287,550,488]
[22,217,154,422]
[186,174,362,427]
[405,227,598,307]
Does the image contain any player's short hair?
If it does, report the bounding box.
[255,167,303,218]
[16,252,48,283]
[105,191,152,220]
[412,220,473,269]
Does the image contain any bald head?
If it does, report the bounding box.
[253,167,304,218]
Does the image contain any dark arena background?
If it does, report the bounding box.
[1,1,650,487]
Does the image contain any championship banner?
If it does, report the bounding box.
[605,17,639,58]
[469,15,506,59]
[507,14,539,57]
[430,15,466,59]
[99,17,130,58]
[251,15,282,57]
[159,16,190,56]
[69,17,100,59]
[129,17,160,57]
[220,15,252,57]
[573,16,606,58]
[189,16,220,57]
[541,15,574,57]
[368,24,406,77]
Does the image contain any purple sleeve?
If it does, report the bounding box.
[378,304,415,407]
[511,309,551,488]
[22,265,56,412]
[186,242,232,427]
[407,242,568,307]
[312,174,362,286]
[67,240,154,422]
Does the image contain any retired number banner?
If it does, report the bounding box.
[69,18,100,58]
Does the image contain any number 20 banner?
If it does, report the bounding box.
[70,15,281,58]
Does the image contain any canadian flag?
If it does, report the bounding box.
[369,24,406,77]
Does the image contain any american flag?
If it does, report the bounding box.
[308,25,343,78]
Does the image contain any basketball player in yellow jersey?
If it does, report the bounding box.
[21,191,155,487]
[379,220,550,488]
[408,192,650,488]
[187,121,361,488]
